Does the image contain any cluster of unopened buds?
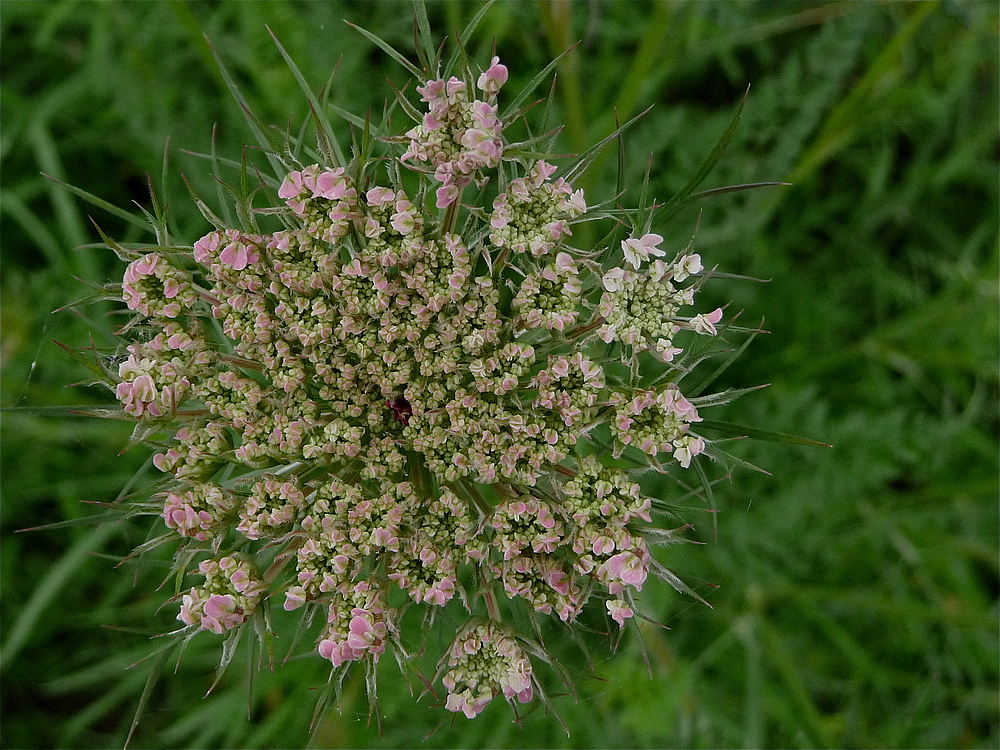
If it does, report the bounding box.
[106,45,741,720]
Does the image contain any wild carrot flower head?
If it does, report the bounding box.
[91,21,777,727]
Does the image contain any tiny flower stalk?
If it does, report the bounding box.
[82,18,786,729]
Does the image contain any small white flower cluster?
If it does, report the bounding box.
[512,251,583,331]
[600,243,723,363]
[611,384,706,467]
[316,580,393,669]
[237,475,308,540]
[490,161,586,256]
[104,48,749,721]
[122,253,199,319]
[277,165,357,243]
[442,621,534,718]
[403,56,507,208]
[162,481,236,541]
[115,323,212,419]
[179,555,264,634]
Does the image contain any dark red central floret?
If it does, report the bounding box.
[386,396,413,426]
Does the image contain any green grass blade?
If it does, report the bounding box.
[457,0,498,53]
[760,620,833,749]
[206,627,244,697]
[181,173,227,229]
[648,557,712,608]
[345,21,423,80]
[159,138,173,239]
[30,121,90,251]
[703,443,771,476]
[0,405,116,417]
[267,26,346,167]
[737,615,765,750]
[15,511,126,533]
[691,384,771,409]
[88,216,143,262]
[206,36,287,180]
[0,190,65,270]
[693,454,719,539]
[0,523,118,672]
[411,0,435,73]
[610,0,675,123]
[786,2,937,184]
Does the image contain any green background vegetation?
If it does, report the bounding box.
[1,1,997,747]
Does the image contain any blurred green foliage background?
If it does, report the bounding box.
[1,1,997,747]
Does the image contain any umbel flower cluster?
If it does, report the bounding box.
[93,29,770,724]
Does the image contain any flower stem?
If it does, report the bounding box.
[483,588,501,622]
[442,190,462,235]
[566,315,606,340]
